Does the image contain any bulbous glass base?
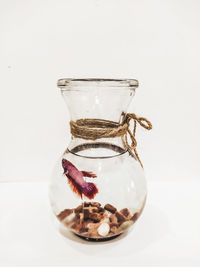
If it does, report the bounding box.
[49,143,147,241]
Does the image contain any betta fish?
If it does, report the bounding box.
[62,159,98,200]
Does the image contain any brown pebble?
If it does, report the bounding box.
[83,202,91,207]
[90,202,101,208]
[75,223,83,232]
[91,207,99,213]
[75,212,80,219]
[83,201,101,208]
[57,209,73,221]
[75,204,83,213]
[131,212,140,222]
[71,223,77,229]
[88,213,101,222]
[82,219,92,228]
[115,212,126,224]
[79,227,88,233]
[110,223,118,228]
[98,207,105,213]
[79,213,84,224]
[104,204,117,214]
[83,209,90,220]
[110,226,118,234]
[120,208,130,218]
[109,214,118,224]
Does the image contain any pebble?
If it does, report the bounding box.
[120,208,130,218]
[102,217,110,224]
[57,209,73,221]
[131,212,140,222]
[97,222,110,237]
[104,204,117,214]
[64,212,75,224]
[119,220,133,231]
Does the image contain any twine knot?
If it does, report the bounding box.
[70,113,152,168]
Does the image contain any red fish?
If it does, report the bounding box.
[62,159,98,200]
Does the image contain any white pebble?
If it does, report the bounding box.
[97,223,110,237]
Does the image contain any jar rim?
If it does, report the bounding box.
[57,78,139,89]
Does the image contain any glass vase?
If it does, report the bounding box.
[49,78,148,241]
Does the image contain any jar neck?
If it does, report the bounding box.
[60,81,136,123]
[59,79,138,157]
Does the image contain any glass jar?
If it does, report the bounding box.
[49,78,149,241]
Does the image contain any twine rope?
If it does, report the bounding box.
[70,113,152,168]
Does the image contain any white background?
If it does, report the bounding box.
[1,0,200,182]
[0,1,200,266]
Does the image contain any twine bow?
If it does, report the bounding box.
[70,113,152,168]
[121,113,152,168]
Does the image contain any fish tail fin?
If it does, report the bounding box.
[81,182,98,200]
[67,176,82,198]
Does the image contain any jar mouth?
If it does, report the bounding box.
[57,78,139,90]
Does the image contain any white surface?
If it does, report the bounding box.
[0,180,200,267]
[0,0,200,182]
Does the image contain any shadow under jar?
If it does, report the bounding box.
[49,79,147,241]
